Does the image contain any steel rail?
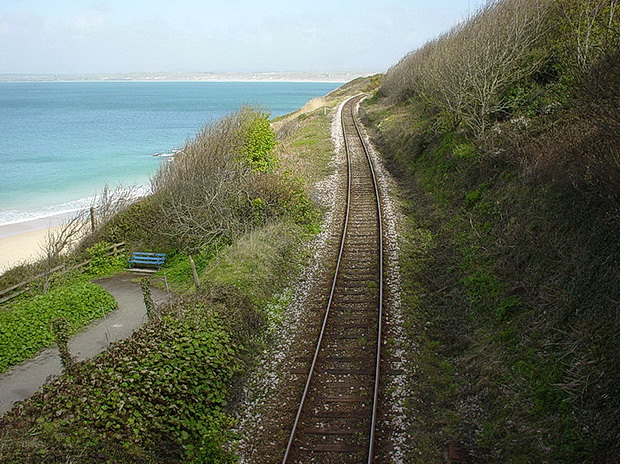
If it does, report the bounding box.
[281,94,384,463]
[281,95,354,464]
[351,96,384,464]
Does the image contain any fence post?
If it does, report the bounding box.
[189,256,201,288]
[90,207,96,232]
[140,278,155,320]
[51,317,74,371]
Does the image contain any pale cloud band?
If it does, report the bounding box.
[0,0,487,74]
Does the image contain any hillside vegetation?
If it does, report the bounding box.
[364,0,619,461]
[0,93,360,462]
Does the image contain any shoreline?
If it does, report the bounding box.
[1,79,350,84]
[0,213,75,273]
[0,71,375,84]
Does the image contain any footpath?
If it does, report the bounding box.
[0,273,169,415]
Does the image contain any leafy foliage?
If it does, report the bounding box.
[240,107,278,172]
[0,281,117,372]
[0,308,241,463]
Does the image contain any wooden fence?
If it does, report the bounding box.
[0,242,126,305]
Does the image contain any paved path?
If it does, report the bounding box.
[0,273,169,415]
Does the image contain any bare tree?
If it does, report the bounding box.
[39,210,89,289]
[458,0,550,132]
[383,0,552,134]
[151,109,260,252]
[37,184,142,289]
[558,0,619,74]
[90,184,143,231]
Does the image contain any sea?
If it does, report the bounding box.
[0,81,340,227]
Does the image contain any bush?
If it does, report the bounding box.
[85,242,127,276]
[150,107,287,253]
[240,107,278,172]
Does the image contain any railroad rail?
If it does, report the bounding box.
[282,95,384,463]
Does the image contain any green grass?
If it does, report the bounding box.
[291,137,318,147]
[203,220,304,307]
[162,241,225,291]
[361,92,602,461]
[0,79,374,462]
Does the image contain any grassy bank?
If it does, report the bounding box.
[363,0,619,461]
[0,243,128,373]
[0,82,369,461]
[0,279,117,373]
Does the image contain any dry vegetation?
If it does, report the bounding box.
[383,0,550,133]
[364,0,620,461]
[151,111,257,252]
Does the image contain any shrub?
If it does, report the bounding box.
[85,241,127,276]
[239,107,278,172]
[151,107,287,253]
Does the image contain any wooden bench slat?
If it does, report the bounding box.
[128,252,166,269]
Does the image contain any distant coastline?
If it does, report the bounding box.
[0,79,342,272]
[0,71,375,83]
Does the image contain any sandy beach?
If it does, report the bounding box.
[0,214,74,273]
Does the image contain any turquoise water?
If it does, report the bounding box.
[0,81,339,226]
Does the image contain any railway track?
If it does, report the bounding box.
[282,95,384,463]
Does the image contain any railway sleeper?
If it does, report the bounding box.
[299,443,366,453]
[330,298,378,305]
[324,322,374,330]
[322,368,374,375]
[301,410,368,419]
[299,426,366,435]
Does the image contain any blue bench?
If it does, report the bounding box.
[128,252,166,270]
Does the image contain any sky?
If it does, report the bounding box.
[0,0,488,75]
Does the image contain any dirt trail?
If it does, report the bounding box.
[0,273,169,415]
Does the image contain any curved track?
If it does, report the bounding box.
[282,95,384,463]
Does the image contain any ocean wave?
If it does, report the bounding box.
[0,200,92,227]
[0,185,151,227]
[153,149,181,159]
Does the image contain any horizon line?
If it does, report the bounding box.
[0,71,378,83]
